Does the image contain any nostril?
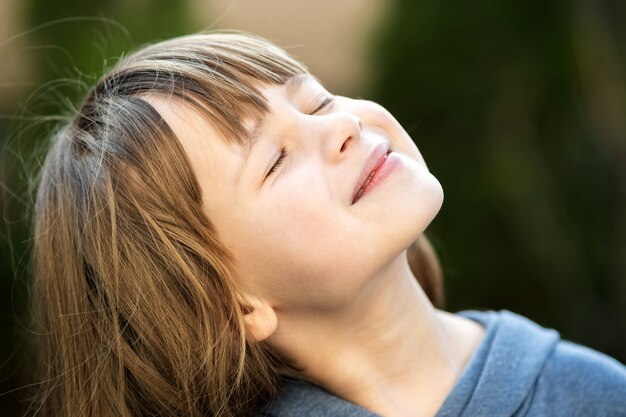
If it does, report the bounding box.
[340,136,352,152]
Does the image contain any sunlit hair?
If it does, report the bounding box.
[32,32,443,417]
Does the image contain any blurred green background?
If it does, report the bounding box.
[1,0,625,415]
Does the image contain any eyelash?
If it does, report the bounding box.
[266,148,287,178]
[265,95,334,179]
[313,96,334,114]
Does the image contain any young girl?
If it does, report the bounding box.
[32,32,626,417]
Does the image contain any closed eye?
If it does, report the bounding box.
[312,96,335,114]
[264,96,333,181]
[266,148,287,178]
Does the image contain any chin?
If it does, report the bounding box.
[403,173,444,243]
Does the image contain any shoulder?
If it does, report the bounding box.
[259,380,380,417]
[531,340,626,416]
[457,310,626,417]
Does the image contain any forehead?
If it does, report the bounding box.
[145,94,242,201]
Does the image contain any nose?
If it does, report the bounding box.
[318,112,362,163]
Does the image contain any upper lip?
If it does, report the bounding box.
[352,142,390,204]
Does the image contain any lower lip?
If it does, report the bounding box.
[358,152,400,201]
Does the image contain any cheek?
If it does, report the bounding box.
[358,101,424,163]
[237,177,360,305]
[255,177,337,265]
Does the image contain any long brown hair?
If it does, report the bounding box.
[31,32,443,417]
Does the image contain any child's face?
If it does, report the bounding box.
[149,74,443,312]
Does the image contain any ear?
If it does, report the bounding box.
[240,297,278,342]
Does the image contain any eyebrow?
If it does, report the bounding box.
[236,74,310,184]
[286,73,308,101]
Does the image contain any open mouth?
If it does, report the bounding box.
[352,149,392,204]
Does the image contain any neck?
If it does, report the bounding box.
[271,251,484,417]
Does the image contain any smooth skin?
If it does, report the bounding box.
[147,74,484,417]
